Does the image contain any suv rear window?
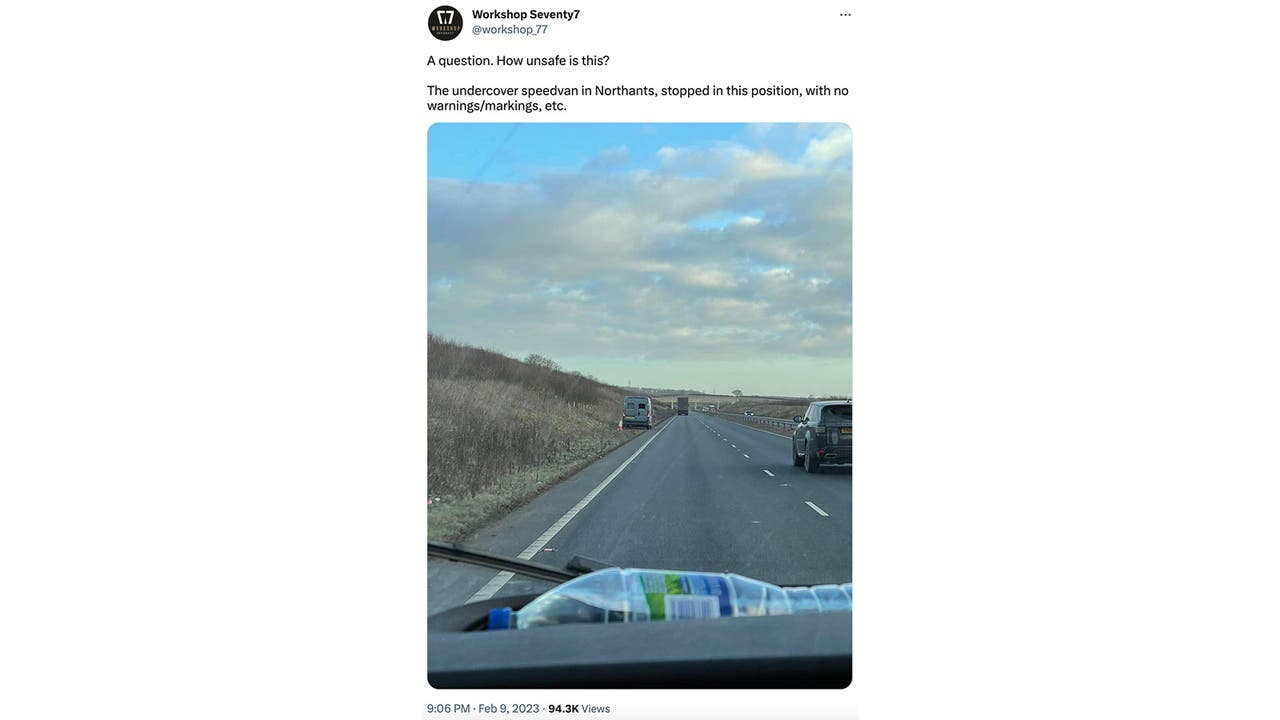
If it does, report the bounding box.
[638,403,646,409]
[821,405,851,423]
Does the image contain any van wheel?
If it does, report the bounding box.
[792,442,803,467]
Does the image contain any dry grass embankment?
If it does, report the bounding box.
[428,335,668,541]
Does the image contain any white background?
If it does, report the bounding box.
[3,1,1280,719]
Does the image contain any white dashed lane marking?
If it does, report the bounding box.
[805,501,829,517]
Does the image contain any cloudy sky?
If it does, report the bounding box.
[428,123,851,397]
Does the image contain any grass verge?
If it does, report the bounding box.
[428,427,653,541]
[427,334,673,540]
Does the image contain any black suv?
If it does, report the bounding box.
[791,401,852,473]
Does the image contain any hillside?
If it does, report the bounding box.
[428,334,670,540]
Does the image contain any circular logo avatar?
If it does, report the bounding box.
[429,6,463,41]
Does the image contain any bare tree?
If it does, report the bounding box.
[524,353,561,371]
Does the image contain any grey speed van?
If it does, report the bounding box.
[622,396,654,429]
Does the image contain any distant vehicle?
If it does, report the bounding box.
[791,401,852,473]
[622,395,654,429]
[707,404,717,412]
[677,397,689,416]
[744,411,754,416]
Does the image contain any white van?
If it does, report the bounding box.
[622,396,653,429]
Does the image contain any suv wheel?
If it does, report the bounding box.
[792,441,803,467]
[804,443,819,473]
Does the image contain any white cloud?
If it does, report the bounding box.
[428,127,851,367]
[800,125,853,168]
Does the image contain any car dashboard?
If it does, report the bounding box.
[428,596,852,689]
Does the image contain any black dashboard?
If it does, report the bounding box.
[428,599,852,689]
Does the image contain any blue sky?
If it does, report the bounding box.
[429,123,825,183]
[427,123,851,397]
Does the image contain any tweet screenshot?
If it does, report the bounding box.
[10,1,1280,719]
[424,2,854,717]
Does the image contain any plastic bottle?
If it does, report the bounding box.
[486,567,852,630]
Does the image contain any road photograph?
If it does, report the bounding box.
[427,123,852,688]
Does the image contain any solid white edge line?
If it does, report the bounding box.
[805,501,830,517]
[466,420,672,603]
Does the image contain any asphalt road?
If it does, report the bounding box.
[428,412,852,613]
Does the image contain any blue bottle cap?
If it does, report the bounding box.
[487,607,513,630]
